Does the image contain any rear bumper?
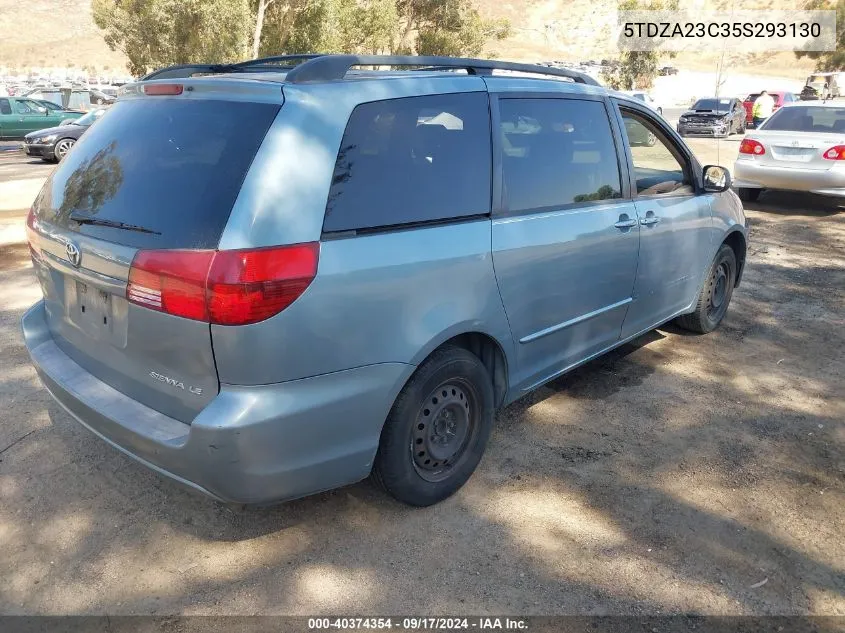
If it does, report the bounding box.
[22,300,413,504]
[733,159,845,196]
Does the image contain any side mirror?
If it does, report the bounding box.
[703,164,731,193]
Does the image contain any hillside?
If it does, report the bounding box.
[0,0,816,80]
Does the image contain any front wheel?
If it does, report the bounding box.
[372,345,495,506]
[53,138,75,162]
[676,244,737,334]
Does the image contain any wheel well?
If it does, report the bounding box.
[437,333,508,408]
[723,230,747,287]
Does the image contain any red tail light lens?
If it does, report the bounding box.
[207,244,319,325]
[739,139,766,155]
[127,243,319,325]
[822,145,845,160]
[127,250,214,321]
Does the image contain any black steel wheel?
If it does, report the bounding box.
[373,345,495,506]
[676,244,737,334]
[411,378,479,482]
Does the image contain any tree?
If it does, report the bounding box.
[601,0,677,90]
[93,0,253,76]
[394,0,510,57]
[94,0,510,77]
[795,0,845,70]
[256,0,508,57]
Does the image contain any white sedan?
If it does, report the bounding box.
[733,101,845,201]
[621,91,663,116]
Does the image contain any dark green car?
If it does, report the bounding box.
[0,97,83,139]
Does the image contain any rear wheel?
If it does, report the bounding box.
[676,244,737,334]
[737,187,761,202]
[373,345,495,506]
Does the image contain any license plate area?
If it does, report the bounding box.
[67,278,115,339]
[772,147,815,162]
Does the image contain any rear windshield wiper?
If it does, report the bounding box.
[68,212,161,235]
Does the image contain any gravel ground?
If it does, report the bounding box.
[0,138,842,616]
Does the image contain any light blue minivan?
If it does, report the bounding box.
[22,55,748,506]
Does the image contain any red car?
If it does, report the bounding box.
[742,91,797,127]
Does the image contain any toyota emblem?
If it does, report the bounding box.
[65,241,81,268]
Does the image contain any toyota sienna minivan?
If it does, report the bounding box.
[22,54,748,507]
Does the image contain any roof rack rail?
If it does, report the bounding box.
[141,55,322,81]
[284,55,601,86]
[141,54,601,86]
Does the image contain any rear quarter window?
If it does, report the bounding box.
[39,98,280,249]
[323,92,491,233]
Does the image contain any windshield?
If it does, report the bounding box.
[73,109,105,126]
[762,106,845,133]
[693,98,732,112]
[809,75,828,83]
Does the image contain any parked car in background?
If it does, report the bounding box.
[23,88,102,111]
[23,108,107,162]
[678,97,746,137]
[32,99,85,118]
[742,91,797,127]
[621,90,663,115]
[89,89,116,105]
[733,102,845,201]
[659,66,679,76]
[800,73,842,100]
[0,97,83,138]
[22,54,747,508]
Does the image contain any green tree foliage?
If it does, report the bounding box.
[601,0,678,91]
[396,0,511,57]
[94,0,511,76]
[795,0,845,70]
[93,0,253,76]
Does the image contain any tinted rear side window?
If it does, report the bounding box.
[40,98,280,249]
[0,99,10,114]
[499,98,622,212]
[323,92,491,233]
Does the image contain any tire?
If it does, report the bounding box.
[372,345,495,506]
[737,187,761,202]
[676,244,737,334]
[53,138,75,162]
[645,132,657,146]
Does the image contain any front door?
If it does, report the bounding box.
[614,103,713,339]
[13,99,46,136]
[491,95,640,393]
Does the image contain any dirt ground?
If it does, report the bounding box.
[0,137,843,616]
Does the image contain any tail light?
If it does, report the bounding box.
[127,243,319,326]
[739,139,766,155]
[822,145,845,160]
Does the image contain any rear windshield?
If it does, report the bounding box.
[39,98,280,249]
[693,98,732,112]
[762,106,845,133]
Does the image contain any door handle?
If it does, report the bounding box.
[640,216,660,226]
[614,217,638,229]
